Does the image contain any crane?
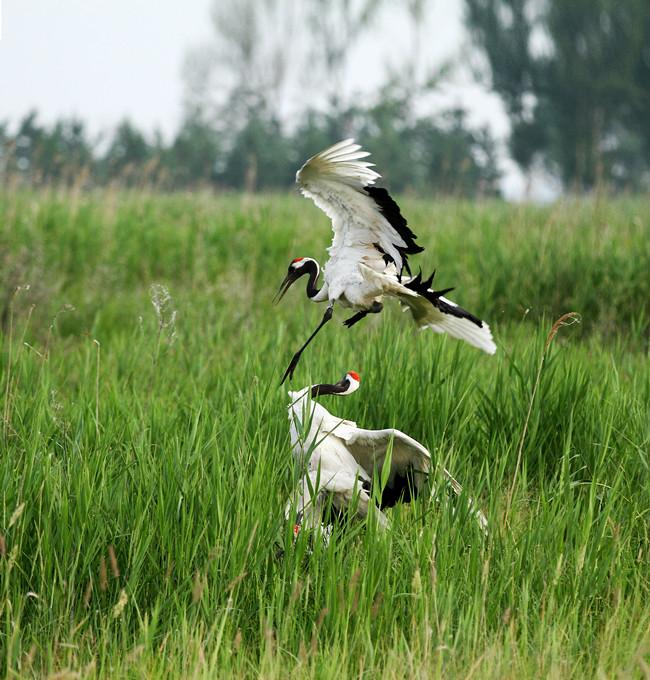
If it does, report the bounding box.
[275,139,497,384]
[285,371,488,540]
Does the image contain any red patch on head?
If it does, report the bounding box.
[291,257,304,264]
[347,371,361,383]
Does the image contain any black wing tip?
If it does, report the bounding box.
[376,466,422,509]
[364,186,423,258]
[405,269,484,328]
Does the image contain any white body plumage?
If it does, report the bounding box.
[284,372,488,536]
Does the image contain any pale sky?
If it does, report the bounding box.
[0,0,552,199]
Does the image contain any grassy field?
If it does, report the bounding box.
[1,189,649,678]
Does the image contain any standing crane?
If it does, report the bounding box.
[275,139,497,384]
[285,371,488,539]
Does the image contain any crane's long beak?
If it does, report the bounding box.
[273,273,295,304]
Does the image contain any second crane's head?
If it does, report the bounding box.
[274,257,320,303]
[311,371,360,399]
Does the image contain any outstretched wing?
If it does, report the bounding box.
[338,425,488,530]
[336,425,432,508]
[296,139,423,276]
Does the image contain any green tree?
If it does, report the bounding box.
[0,112,95,186]
[101,120,155,185]
[413,109,501,196]
[165,116,221,187]
[9,111,45,182]
[35,119,93,185]
[218,111,292,191]
[0,121,11,180]
[465,0,650,191]
[358,90,501,196]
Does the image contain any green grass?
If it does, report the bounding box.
[1,189,649,678]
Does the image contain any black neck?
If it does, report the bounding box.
[302,260,321,299]
[311,379,349,398]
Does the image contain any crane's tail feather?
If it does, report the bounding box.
[401,270,496,354]
[358,264,496,354]
[412,307,496,354]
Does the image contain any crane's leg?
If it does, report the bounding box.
[343,311,367,328]
[343,301,383,328]
[280,304,334,384]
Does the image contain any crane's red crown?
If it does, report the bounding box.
[347,371,361,382]
[291,257,304,264]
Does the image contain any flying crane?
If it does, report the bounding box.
[275,139,496,384]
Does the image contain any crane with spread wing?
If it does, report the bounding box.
[275,139,496,383]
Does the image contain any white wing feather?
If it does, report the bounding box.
[339,424,488,532]
[337,426,432,477]
[296,138,379,188]
[296,139,411,273]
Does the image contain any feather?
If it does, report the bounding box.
[357,264,497,354]
[296,139,422,277]
[285,382,488,533]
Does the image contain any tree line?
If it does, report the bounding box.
[0,103,501,197]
